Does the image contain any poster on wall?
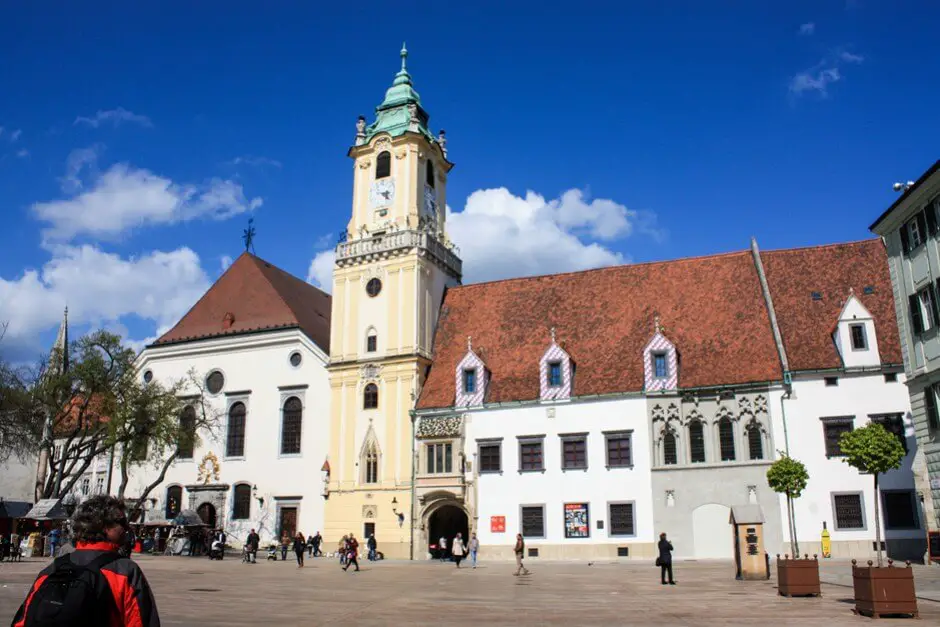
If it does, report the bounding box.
[564,503,590,538]
[490,516,506,533]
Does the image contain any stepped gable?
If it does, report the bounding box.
[760,238,901,371]
[152,253,331,352]
[417,249,781,409]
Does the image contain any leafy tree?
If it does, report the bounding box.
[0,322,43,464]
[839,422,906,567]
[766,454,809,557]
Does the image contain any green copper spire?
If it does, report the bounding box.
[358,45,438,145]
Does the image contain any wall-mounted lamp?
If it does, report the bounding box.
[391,496,399,516]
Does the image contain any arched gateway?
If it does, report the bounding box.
[197,502,217,529]
[425,503,469,559]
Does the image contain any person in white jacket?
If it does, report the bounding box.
[451,532,466,568]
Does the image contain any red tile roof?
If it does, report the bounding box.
[417,238,902,410]
[152,253,331,352]
[417,250,782,409]
[760,238,902,371]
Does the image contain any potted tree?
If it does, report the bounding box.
[840,422,918,619]
[766,454,819,596]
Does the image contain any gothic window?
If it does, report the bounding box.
[747,422,764,460]
[226,402,246,457]
[364,444,379,483]
[281,397,303,455]
[426,160,435,188]
[718,417,736,461]
[688,420,706,463]
[177,405,196,459]
[662,431,677,465]
[376,151,391,179]
[363,383,379,409]
[366,329,377,353]
[165,485,182,520]
[232,484,251,520]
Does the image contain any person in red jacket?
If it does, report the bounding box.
[12,495,160,627]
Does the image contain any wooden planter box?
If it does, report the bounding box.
[776,555,821,597]
[851,560,918,619]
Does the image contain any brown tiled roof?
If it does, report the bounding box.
[760,239,902,371]
[152,253,331,351]
[417,251,782,410]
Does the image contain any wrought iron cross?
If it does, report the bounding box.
[242,218,256,253]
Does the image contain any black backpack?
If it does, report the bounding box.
[19,552,120,626]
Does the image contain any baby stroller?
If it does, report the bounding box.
[209,539,224,560]
[242,543,253,563]
[266,544,278,561]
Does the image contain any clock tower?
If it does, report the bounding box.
[324,45,461,558]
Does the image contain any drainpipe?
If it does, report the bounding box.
[409,409,416,561]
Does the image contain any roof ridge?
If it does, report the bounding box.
[760,237,881,255]
[452,248,752,291]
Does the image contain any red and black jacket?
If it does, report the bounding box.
[12,542,160,627]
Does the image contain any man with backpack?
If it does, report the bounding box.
[11,495,160,627]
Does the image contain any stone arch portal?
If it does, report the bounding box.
[197,502,217,529]
[426,504,469,560]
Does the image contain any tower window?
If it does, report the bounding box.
[366,278,382,297]
[363,383,379,410]
[366,331,377,353]
[463,369,476,394]
[376,151,391,179]
[426,160,435,188]
[662,431,677,465]
[718,417,735,461]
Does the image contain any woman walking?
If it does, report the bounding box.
[469,533,480,569]
[293,532,306,568]
[451,533,466,568]
[658,532,675,585]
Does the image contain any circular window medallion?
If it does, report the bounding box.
[206,371,225,395]
[289,351,302,367]
[366,278,382,298]
[143,370,153,383]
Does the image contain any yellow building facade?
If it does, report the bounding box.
[324,46,461,558]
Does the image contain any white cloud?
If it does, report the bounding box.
[0,245,210,354]
[220,255,233,272]
[307,250,335,293]
[75,107,152,129]
[10,129,21,142]
[16,149,29,158]
[229,156,282,168]
[33,154,263,245]
[798,23,815,36]
[789,49,864,97]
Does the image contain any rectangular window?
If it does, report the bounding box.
[833,493,865,530]
[366,335,377,352]
[519,439,544,472]
[521,505,545,538]
[94,476,105,495]
[926,384,940,432]
[426,442,453,474]
[463,369,476,394]
[563,503,590,539]
[871,413,907,454]
[653,353,668,378]
[824,376,838,386]
[605,432,633,468]
[609,503,635,537]
[548,362,563,387]
[80,477,90,496]
[882,491,919,530]
[478,442,501,473]
[921,286,938,332]
[850,324,868,350]
[561,435,587,470]
[822,418,853,457]
[907,215,924,250]
[884,372,898,383]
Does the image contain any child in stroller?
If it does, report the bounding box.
[209,538,224,560]
[266,544,278,561]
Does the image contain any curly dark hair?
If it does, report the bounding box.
[71,495,127,543]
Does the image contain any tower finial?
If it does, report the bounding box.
[654,314,661,334]
[467,335,472,352]
[550,327,556,343]
[400,42,408,71]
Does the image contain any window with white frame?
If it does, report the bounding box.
[609,503,635,536]
[832,492,865,530]
[521,505,545,538]
[849,324,868,350]
[80,476,90,496]
[910,285,939,335]
[426,442,453,474]
[925,384,940,432]
[94,476,105,495]
[907,215,924,250]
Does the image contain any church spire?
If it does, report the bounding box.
[357,45,438,145]
[49,307,69,375]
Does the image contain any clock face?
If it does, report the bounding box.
[370,178,395,208]
[423,184,437,216]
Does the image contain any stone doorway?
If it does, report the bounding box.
[197,502,217,529]
[427,504,469,559]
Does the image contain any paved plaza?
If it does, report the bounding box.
[2,555,940,625]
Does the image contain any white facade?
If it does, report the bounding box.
[779,370,922,557]
[462,397,654,559]
[127,329,331,546]
[0,457,36,503]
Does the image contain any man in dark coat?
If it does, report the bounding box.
[658,532,676,585]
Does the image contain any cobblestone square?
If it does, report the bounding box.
[3,555,940,625]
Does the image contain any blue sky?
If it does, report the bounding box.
[1,1,938,361]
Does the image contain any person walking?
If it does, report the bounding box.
[293,533,306,568]
[338,535,348,565]
[11,495,161,627]
[658,532,676,585]
[438,535,448,562]
[367,534,377,561]
[468,533,480,569]
[246,528,260,563]
[306,534,315,558]
[48,526,61,557]
[280,532,289,561]
[343,533,360,572]
[451,533,466,568]
[513,533,529,576]
[312,531,323,557]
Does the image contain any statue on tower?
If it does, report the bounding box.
[437,129,447,158]
[356,115,366,145]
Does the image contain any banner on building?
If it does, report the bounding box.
[564,503,589,538]
[490,516,505,533]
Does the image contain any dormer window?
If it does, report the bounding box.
[548,362,562,387]
[849,324,868,350]
[376,151,391,179]
[463,369,477,394]
[653,353,668,378]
